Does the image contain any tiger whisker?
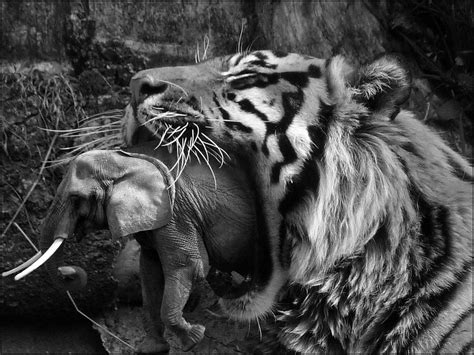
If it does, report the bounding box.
[147,111,170,119]
[60,128,121,139]
[162,123,188,147]
[174,139,190,182]
[193,142,217,189]
[47,159,73,168]
[190,148,202,164]
[155,124,172,148]
[143,113,186,126]
[197,136,210,163]
[207,146,225,167]
[60,138,120,155]
[78,109,124,122]
[191,124,200,147]
[201,132,230,161]
[210,141,231,162]
[169,125,186,137]
[59,124,122,134]
[146,115,185,125]
[188,127,196,153]
[71,141,120,156]
[194,139,210,164]
[169,138,187,174]
[206,118,242,122]
[173,155,188,182]
[256,317,263,341]
[268,310,277,321]
[60,137,111,151]
[175,139,193,181]
[186,128,199,162]
[205,147,224,166]
[42,124,115,134]
[55,142,120,164]
[76,115,123,126]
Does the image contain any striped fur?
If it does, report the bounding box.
[122,50,473,353]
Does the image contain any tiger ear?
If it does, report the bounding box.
[353,55,411,120]
[326,55,357,103]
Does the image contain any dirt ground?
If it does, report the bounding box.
[0,318,106,354]
[96,281,264,354]
[0,282,264,354]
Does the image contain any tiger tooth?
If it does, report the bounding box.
[231,271,245,285]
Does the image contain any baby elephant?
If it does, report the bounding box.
[14,142,258,353]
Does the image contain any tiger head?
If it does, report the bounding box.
[122,50,412,320]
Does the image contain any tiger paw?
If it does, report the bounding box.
[135,334,170,354]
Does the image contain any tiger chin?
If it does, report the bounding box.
[122,50,473,353]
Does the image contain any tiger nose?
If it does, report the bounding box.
[130,74,168,106]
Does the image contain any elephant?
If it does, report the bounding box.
[10,142,261,353]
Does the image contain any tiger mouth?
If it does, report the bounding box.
[139,103,206,130]
[132,101,230,179]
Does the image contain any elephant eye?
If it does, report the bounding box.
[69,195,89,217]
[69,195,81,206]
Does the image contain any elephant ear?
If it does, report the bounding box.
[106,152,172,238]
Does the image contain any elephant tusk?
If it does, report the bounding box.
[2,251,42,277]
[14,238,65,281]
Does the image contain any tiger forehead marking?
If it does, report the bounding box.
[126,49,327,186]
[123,49,473,354]
[218,51,327,185]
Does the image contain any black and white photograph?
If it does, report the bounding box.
[1,1,472,353]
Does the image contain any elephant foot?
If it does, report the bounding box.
[175,324,206,352]
[136,334,170,354]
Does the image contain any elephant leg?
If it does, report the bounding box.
[161,264,205,351]
[136,246,170,354]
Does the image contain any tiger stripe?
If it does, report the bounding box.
[123,49,473,354]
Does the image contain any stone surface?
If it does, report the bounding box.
[1,0,389,66]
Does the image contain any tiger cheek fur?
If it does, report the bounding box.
[122,50,473,353]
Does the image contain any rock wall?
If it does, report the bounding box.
[1,0,388,67]
[255,1,386,63]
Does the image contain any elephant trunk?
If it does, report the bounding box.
[41,202,87,291]
[16,197,88,291]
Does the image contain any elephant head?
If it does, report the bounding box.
[14,150,175,291]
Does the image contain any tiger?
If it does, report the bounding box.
[122,50,473,353]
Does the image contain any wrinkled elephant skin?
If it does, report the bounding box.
[36,142,257,353]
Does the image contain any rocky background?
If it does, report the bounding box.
[1,0,472,353]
